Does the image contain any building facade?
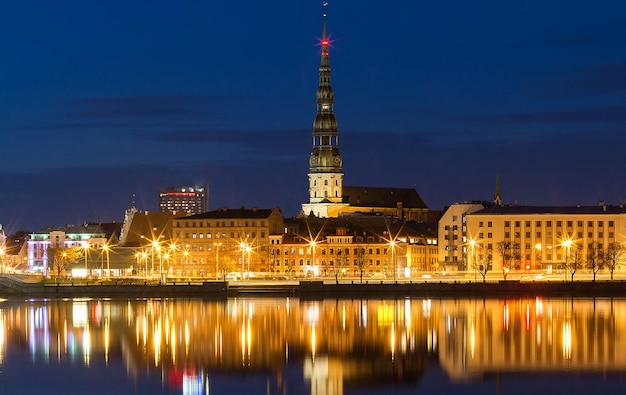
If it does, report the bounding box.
[27,225,106,275]
[438,202,490,271]
[272,216,437,279]
[158,184,208,215]
[169,207,284,278]
[464,204,626,274]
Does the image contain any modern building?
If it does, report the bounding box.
[438,202,491,271]
[169,207,284,278]
[27,224,107,275]
[301,5,428,222]
[464,203,626,274]
[158,184,208,215]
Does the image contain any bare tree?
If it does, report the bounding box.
[604,243,624,280]
[477,247,492,283]
[587,242,603,281]
[356,247,370,283]
[48,247,82,277]
[332,252,349,284]
[496,241,512,280]
[569,248,583,282]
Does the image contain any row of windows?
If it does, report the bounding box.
[479,220,615,228]
[477,231,615,239]
[177,231,266,239]
[181,243,267,252]
[174,220,267,228]
[272,258,389,267]
[270,247,393,256]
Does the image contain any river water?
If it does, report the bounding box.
[0,297,625,394]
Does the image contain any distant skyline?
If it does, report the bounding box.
[2,1,626,232]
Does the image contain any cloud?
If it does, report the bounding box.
[459,105,626,126]
[68,95,235,119]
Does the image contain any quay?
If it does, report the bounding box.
[2,275,626,299]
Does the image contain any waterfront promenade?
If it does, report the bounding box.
[2,274,626,299]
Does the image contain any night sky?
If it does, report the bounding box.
[2,1,626,232]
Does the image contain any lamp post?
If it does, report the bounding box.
[150,240,161,277]
[390,240,396,282]
[469,240,477,282]
[214,242,222,280]
[239,242,247,280]
[310,241,316,278]
[245,244,252,277]
[534,243,542,272]
[83,242,90,271]
[562,239,572,281]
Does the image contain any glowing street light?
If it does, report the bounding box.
[561,238,573,281]
[469,239,477,282]
[101,244,110,277]
[214,242,222,280]
[239,242,247,280]
[82,242,90,271]
[310,241,317,277]
[389,240,396,282]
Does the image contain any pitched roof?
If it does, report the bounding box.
[181,207,280,220]
[471,205,626,216]
[342,186,428,209]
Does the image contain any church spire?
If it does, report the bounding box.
[494,173,502,206]
[306,1,343,207]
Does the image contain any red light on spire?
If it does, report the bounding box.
[322,39,329,46]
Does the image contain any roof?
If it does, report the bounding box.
[470,205,626,216]
[181,207,281,220]
[342,186,428,209]
[285,216,436,240]
[120,212,178,247]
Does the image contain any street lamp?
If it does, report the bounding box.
[151,240,161,276]
[389,240,396,282]
[239,242,247,280]
[534,243,542,272]
[469,239,477,282]
[245,244,252,277]
[101,244,110,277]
[310,241,317,277]
[561,239,572,281]
[214,242,222,280]
[83,242,90,271]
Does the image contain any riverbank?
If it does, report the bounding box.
[2,275,626,299]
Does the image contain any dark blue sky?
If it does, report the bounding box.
[2,1,626,231]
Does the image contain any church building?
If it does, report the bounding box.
[301,3,429,222]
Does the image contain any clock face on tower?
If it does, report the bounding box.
[310,156,318,165]
[334,156,341,164]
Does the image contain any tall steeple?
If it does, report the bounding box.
[494,173,502,206]
[307,1,343,207]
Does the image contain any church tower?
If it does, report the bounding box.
[302,2,348,217]
[494,173,502,206]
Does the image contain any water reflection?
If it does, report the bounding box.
[0,297,625,394]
